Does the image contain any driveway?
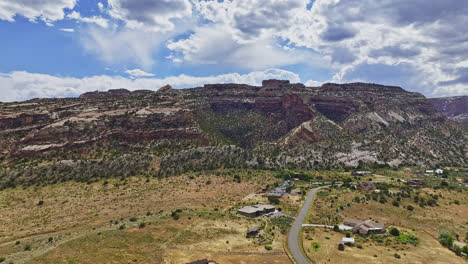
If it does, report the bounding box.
[287,186,326,264]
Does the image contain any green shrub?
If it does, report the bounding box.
[392,200,399,207]
[48,237,53,243]
[394,253,401,259]
[389,227,400,236]
[24,244,31,251]
[462,245,468,255]
[0,257,5,263]
[333,225,340,232]
[453,245,462,256]
[439,231,454,247]
[129,217,137,222]
[119,224,126,230]
[139,222,146,229]
[171,212,180,220]
[265,245,272,250]
[397,233,420,245]
[311,242,320,251]
[37,200,44,206]
[407,205,414,211]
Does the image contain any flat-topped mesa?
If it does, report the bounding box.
[80,88,131,99]
[262,79,290,87]
[79,89,155,99]
[321,82,406,94]
[261,79,306,89]
[202,83,251,90]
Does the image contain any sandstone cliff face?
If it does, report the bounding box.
[0,81,467,184]
[430,96,468,124]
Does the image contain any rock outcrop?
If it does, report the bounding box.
[430,96,468,124]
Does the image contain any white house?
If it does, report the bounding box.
[435,169,444,174]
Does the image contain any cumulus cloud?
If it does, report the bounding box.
[0,0,76,25]
[281,0,468,95]
[0,69,301,102]
[2,0,468,97]
[107,0,192,32]
[195,0,307,43]
[79,27,172,69]
[125,69,155,78]
[167,24,322,70]
[67,11,109,28]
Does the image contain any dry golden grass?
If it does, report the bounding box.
[0,171,293,263]
[301,184,468,264]
[302,227,464,264]
[341,188,468,238]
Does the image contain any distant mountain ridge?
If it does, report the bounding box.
[430,96,468,124]
[0,80,467,188]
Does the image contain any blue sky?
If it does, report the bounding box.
[0,0,467,101]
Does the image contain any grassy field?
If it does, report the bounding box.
[301,226,464,264]
[0,170,294,263]
[302,168,468,264]
[1,167,466,263]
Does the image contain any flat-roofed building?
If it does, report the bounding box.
[237,204,276,217]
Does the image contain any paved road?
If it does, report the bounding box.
[288,186,325,264]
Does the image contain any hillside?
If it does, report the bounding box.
[0,80,467,188]
[430,96,468,124]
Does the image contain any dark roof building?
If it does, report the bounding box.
[343,218,385,235]
[357,182,376,191]
[406,180,427,187]
[237,204,275,217]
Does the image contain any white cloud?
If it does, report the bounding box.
[79,27,172,69]
[279,0,468,95]
[67,11,109,28]
[59,28,75,32]
[0,69,301,102]
[107,0,192,32]
[195,0,308,43]
[97,2,104,12]
[304,80,323,87]
[0,0,76,25]
[167,24,322,70]
[188,0,467,96]
[125,69,155,78]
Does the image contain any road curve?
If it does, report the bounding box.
[287,186,325,264]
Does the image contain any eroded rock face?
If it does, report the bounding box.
[0,80,466,170]
[430,96,468,124]
[0,112,50,129]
